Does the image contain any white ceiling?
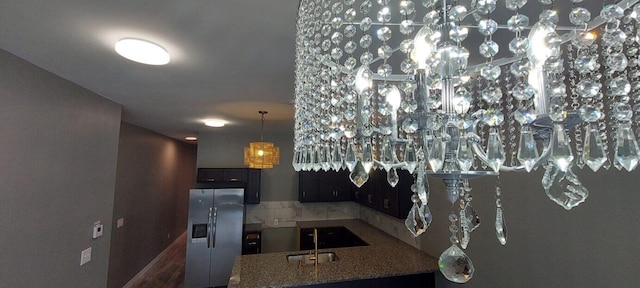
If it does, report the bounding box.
[1,0,611,141]
[0,0,299,140]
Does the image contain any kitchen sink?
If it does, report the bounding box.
[299,226,368,250]
[286,252,339,265]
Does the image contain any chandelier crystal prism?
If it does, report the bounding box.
[293,0,640,283]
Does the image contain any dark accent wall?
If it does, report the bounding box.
[107,122,197,288]
[0,49,122,287]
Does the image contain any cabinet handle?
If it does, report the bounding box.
[229,178,239,182]
[367,195,372,204]
[383,199,389,209]
[206,178,216,182]
[303,190,306,198]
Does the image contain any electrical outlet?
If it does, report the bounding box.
[167,233,171,239]
[274,218,279,226]
[117,218,124,228]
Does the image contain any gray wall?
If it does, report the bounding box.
[107,122,197,288]
[197,128,297,201]
[419,168,640,288]
[0,49,122,287]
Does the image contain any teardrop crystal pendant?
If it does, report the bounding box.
[292,148,302,171]
[331,142,343,171]
[404,142,418,174]
[550,124,574,172]
[582,124,607,172]
[344,141,358,172]
[380,137,395,171]
[614,123,640,172]
[457,137,474,172]
[495,207,507,245]
[387,167,400,187]
[517,125,539,172]
[349,161,369,188]
[486,128,505,172]
[429,136,445,172]
[362,139,374,172]
[438,245,475,283]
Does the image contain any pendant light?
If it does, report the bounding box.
[244,111,280,169]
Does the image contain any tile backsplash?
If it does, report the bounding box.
[246,201,422,250]
[245,201,360,228]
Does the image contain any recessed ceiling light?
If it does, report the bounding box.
[204,119,225,127]
[185,137,198,141]
[115,38,170,65]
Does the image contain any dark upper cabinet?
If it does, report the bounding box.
[245,168,261,204]
[299,170,352,202]
[196,168,261,204]
[377,169,414,218]
[353,170,380,210]
[351,169,414,219]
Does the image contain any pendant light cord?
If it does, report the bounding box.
[259,110,267,141]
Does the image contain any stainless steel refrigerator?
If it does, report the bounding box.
[185,188,244,288]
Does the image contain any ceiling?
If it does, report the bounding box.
[0,0,613,141]
[0,0,299,140]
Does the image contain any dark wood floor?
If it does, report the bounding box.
[127,235,186,288]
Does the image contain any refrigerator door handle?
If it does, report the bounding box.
[207,207,212,248]
[211,206,218,248]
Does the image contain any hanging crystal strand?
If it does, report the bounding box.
[622,9,640,167]
[567,0,590,170]
[458,179,479,249]
[505,3,533,170]
[495,178,507,246]
[439,187,474,284]
[405,159,432,237]
[567,41,584,169]
[601,13,629,170]
[571,24,603,171]
[623,9,640,138]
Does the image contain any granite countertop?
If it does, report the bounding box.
[228,219,438,288]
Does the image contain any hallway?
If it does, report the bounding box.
[126,235,186,288]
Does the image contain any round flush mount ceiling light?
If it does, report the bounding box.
[115,38,170,65]
[204,119,225,128]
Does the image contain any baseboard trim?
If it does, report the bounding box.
[123,231,187,288]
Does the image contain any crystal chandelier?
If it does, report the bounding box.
[245,111,280,169]
[293,0,640,283]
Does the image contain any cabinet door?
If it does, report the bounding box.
[299,171,321,202]
[245,169,261,204]
[299,170,352,202]
[319,170,352,201]
[197,168,224,183]
[356,170,379,210]
[378,169,414,218]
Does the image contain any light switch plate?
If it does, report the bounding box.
[80,247,92,266]
[117,218,124,228]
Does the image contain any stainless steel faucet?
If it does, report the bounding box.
[308,228,318,266]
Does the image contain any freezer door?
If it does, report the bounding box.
[210,188,244,287]
[185,189,214,288]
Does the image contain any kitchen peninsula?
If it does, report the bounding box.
[228,219,439,288]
